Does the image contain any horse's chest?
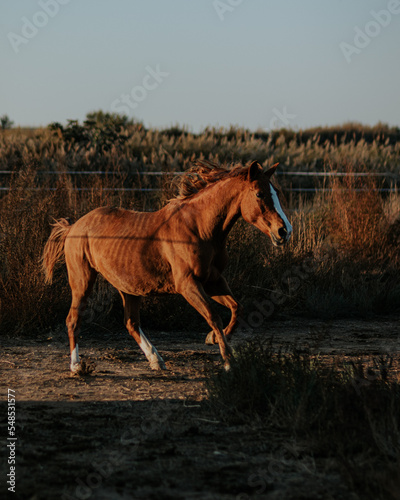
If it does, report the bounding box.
[190,246,224,282]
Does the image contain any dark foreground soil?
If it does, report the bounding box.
[1,316,400,500]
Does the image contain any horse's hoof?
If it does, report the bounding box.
[70,359,96,376]
[205,332,217,345]
[223,360,231,372]
[150,360,167,370]
[70,362,81,373]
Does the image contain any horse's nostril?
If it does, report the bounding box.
[278,227,287,239]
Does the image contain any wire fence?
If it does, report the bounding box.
[0,170,398,177]
[0,170,399,193]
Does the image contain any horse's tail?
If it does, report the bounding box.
[42,218,72,284]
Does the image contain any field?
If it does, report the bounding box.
[1,116,400,499]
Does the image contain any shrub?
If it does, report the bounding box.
[0,114,14,130]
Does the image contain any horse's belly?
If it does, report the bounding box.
[89,240,175,296]
[116,265,176,295]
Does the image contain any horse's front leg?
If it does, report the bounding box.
[175,275,233,370]
[204,276,243,345]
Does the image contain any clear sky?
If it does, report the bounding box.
[1,0,399,132]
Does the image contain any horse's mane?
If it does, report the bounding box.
[175,161,248,200]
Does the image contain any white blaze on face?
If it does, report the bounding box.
[270,184,292,237]
[70,345,80,372]
[139,328,166,370]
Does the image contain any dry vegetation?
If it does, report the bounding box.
[0,114,400,335]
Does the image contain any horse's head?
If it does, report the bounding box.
[240,161,292,246]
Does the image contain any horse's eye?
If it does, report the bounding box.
[256,192,262,199]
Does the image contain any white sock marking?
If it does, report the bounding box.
[70,345,80,372]
[270,184,292,236]
[139,328,165,368]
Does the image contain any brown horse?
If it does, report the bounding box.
[42,161,292,373]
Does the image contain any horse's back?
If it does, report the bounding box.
[65,206,175,295]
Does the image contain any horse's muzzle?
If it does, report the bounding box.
[271,226,291,246]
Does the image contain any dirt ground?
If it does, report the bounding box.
[1,315,400,500]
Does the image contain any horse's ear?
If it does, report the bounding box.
[248,161,263,181]
[265,163,279,179]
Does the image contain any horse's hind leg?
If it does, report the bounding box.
[120,292,166,370]
[66,262,97,373]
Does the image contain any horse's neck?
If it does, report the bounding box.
[186,178,243,242]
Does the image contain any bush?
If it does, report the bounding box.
[0,114,14,130]
[48,116,129,152]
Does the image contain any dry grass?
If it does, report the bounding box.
[0,121,400,335]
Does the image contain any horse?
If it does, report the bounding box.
[42,160,292,373]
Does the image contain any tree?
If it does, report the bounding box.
[0,115,14,129]
[84,110,136,129]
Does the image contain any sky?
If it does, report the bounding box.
[1,0,399,132]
